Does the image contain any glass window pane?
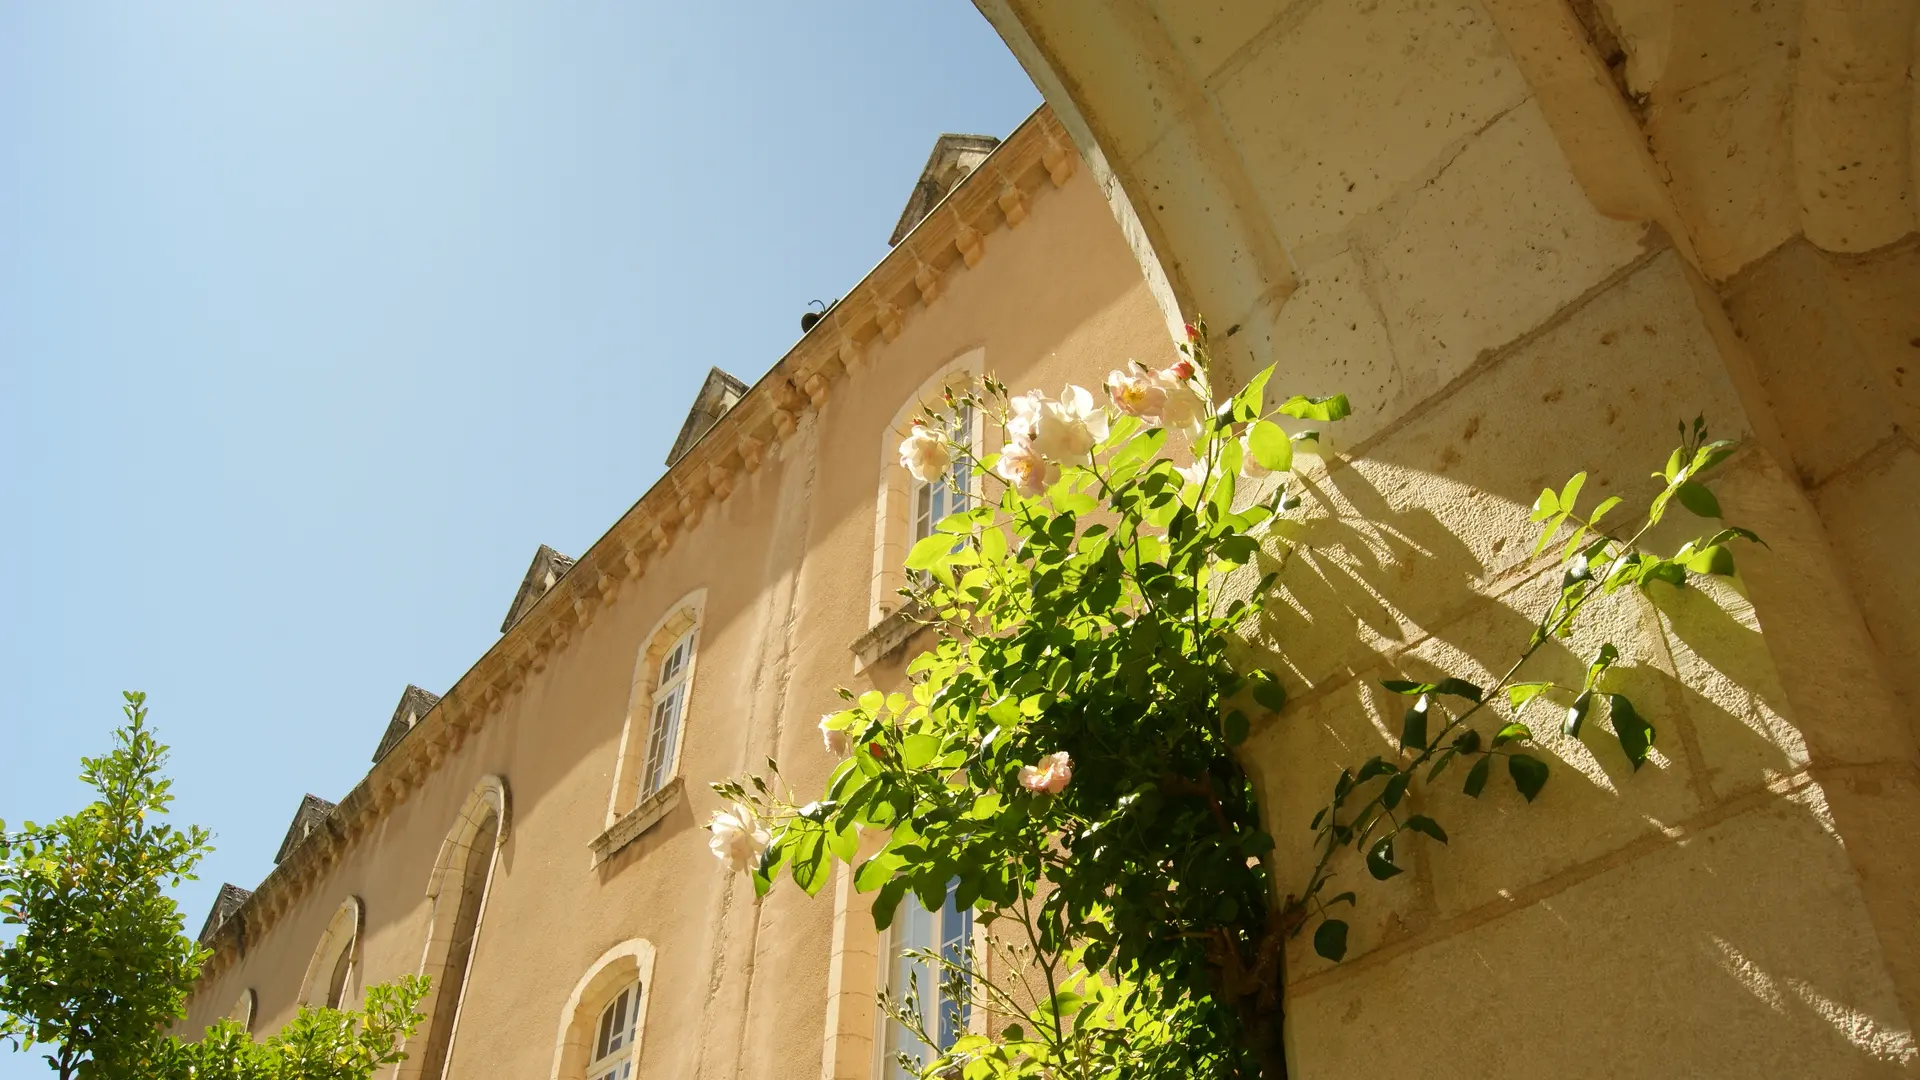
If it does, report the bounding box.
[939,884,972,1047]
[610,988,630,1051]
[660,633,691,685]
[914,482,934,544]
[645,686,683,794]
[880,884,971,1079]
[594,994,616,1059]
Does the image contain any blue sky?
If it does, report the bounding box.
[0,2,1037,1061]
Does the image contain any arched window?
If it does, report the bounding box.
[875,883,972,1079]
[549,940,657,1080]
[604,594,704,841]
[400,776,509,1080]
[298,897,364,1010]
[641,629,695,798]
[586,982,641,1080]
[857,350,985,674]
[230,989,256,1035]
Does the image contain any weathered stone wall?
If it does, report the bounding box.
[975,0,1920,1073]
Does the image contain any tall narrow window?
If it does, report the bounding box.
[586,982,642,1080]
[418,808,499,1080]
[642,629,695,797]
[877,882,972,1079]
[911,404,974,545]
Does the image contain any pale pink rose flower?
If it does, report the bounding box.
[1032,385,1109,462]
[1106,366,1168,419]
[1153,367,1210,441]
[1008,386,1109,464]
[819,714,852,757]
[707,802,771,874]
[1006,390,1046,446]
[1018,751,1074,795]
[899,421,954,484]
[995,439,1059,498]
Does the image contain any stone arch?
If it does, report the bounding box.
[397,775,510,1080]
[230,988,256,1034]
[607,590,706,825]
[297,896,363,1009]
[548,939,658,1080]
[868,347,987,626]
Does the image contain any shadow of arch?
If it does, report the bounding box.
[397,774,510,1080]
[549,939,658,1080]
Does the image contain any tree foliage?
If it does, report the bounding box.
[0,693,425,1080]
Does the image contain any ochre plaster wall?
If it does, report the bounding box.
[180,130,1173,1080]
[973,0,1920,1074]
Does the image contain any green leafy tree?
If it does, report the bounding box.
[0,692,213,1079]
[1,693,427,1080]
[158,976,427,1080]
[713,325,1762,1079]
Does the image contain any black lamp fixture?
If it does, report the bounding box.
[800,298,837,334]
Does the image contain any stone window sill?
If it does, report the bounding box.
[590,776,684,867]
[850,602,930,673]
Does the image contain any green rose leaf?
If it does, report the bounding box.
[901,733,942,769]
[1365,834,1402,880]
[1277,394,1352,422]
[1508,753,1549,802]
[1530,487,1561,522]
[1674,480,1722,519]
[905,532,955,571]
[1491,721,1533,748]
[1684,545,1736,577]
[1044,991,1086,1018]
[1610,694,1655,769]
[1250,673,1288,713]
[1564,691,1593,737]
[1464,754,1493,799]
[1314,918,1350,962]
[1400,695,1429,752]
[1558,472,1587,515]
[1507,682,1555,710]
[1692,439,1738,475]
[1382,773,1410,810]
[1247,420,1294,473]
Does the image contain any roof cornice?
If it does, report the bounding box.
[194,105,1082,983]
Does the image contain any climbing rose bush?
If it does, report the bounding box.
[710,325,1760,1079]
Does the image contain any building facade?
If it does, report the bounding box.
[190,0,1920,1073]
[183,107,1175,1079]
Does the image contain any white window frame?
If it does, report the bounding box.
[911,403,976,548]
[873,882,974,1080]
[586,981,642,1080]
[641,629,695,798]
